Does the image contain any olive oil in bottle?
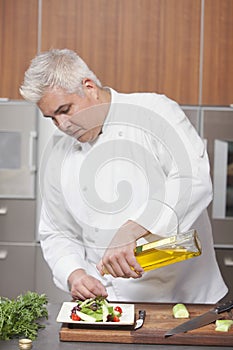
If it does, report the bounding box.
[135,230,201,271]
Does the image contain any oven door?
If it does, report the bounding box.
[0,101,37,198]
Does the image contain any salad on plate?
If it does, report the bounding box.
[70,296,123,322]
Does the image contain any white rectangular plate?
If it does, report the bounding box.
[56,302,135,326]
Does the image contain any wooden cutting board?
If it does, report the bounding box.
[59,302,233,346]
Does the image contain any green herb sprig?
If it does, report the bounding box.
[0,291,48,340]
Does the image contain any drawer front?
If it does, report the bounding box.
[215,248,233,300]
[0,244,35,298]
[0,199,35,242]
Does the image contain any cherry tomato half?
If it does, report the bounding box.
[113,315,120,322]
[71,313,81,321]
[114,306,123,314]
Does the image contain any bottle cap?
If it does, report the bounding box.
[18,338,32,350]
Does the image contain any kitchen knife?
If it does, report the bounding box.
[134,310,146,330]
[165,299,233,337]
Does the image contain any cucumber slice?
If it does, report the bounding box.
[215,320,233,332]
[172,303,189,318]
[75,310,96,322]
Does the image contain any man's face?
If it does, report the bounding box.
[38,83,109,143]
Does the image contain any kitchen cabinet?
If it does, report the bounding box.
[0,199,36,298]
[215,248,233,301]
[202,0,233,105]
[0,202,68,301]
[0,101,38,298]
[40,0,201,105]
[0,199,36,242]
[0,244,35,299]
[1,0,232,105]
[0,0,38,99]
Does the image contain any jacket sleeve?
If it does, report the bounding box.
[39,137,87,292]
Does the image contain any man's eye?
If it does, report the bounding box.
[61,106,71,114]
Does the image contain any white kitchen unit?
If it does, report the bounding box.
[0,101,37,298]
[215,248,233,301]
[0,198,36,299]
[201,107,233,301]
[0,243,36,298]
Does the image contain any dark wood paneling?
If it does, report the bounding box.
[41,0,201,105]
[1,0,232,105]
[202,0,233,105]
[0,0,38,99]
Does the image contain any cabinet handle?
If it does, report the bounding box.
[0,250,8,259]
[0,207,8,215]
[224,257,233,267]
[29,131,37,173]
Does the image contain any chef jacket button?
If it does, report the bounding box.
[118,131,123,137]
[82,186,87,192]
[74,144,82,151]
[95,228,99,232]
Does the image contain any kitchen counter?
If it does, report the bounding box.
[0,303,231,350]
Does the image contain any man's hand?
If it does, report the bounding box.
[96,220,148,279]
[68,268,108,300]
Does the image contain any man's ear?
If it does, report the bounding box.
[82,78,95,88]
[82,78,98,99]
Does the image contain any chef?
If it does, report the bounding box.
[20,49,227,303]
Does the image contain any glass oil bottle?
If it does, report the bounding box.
[134,229,201,271]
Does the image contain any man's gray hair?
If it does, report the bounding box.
[20,49,102,103]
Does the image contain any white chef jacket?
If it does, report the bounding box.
[39,89,228,303]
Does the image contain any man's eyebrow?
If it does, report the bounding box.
[42,103,71,118]
[54,103,71,115]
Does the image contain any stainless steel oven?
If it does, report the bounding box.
[0,101,37,198]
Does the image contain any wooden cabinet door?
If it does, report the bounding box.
[41,0,201,105]
[0,0,38,99]
[202,0,233,105]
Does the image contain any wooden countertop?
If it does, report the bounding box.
[59,302,233,346]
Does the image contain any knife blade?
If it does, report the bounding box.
[134,310,146,330]
[165,299,233,337]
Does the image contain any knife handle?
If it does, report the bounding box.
[216,300,233,314]
[138,310,146,320]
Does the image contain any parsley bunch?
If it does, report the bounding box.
[0,291,48,340]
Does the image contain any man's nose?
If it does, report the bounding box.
[55,114,71,130]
